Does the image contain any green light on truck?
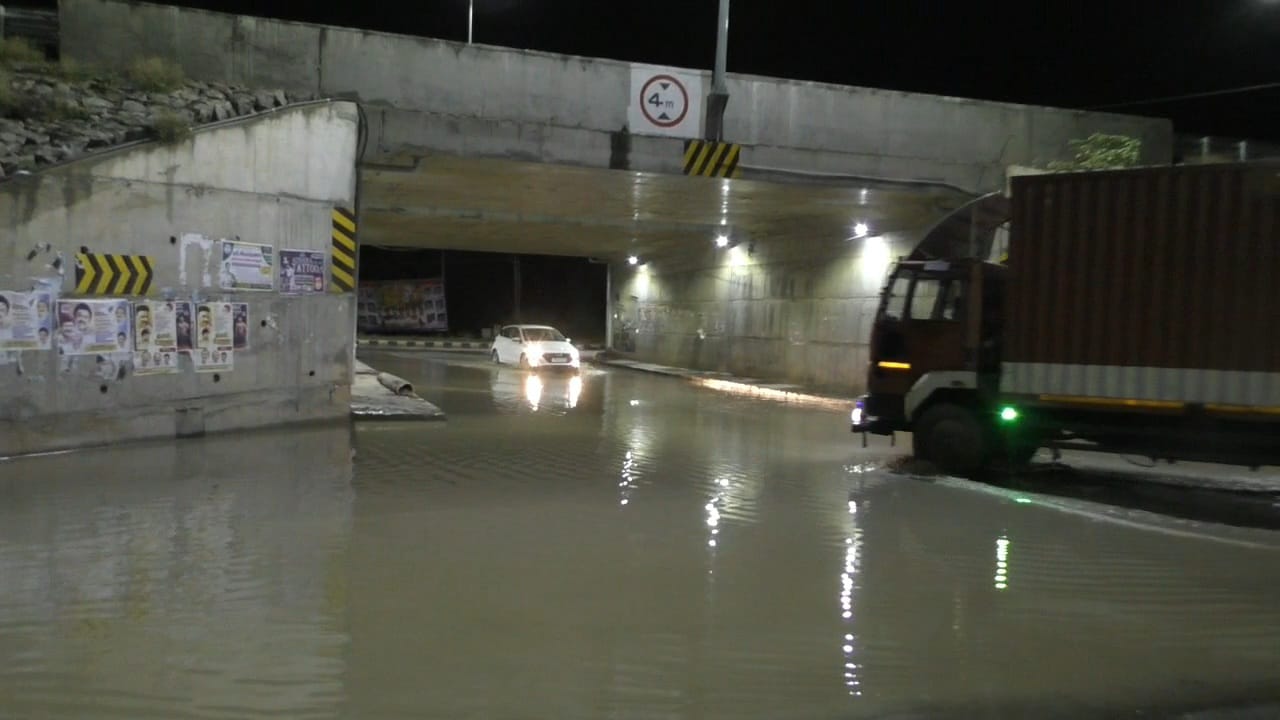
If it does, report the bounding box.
[999,406,1019,423]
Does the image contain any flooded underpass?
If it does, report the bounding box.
[1,351,1280,719]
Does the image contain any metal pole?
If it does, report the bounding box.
[713,0,729,94]
[467,0,474,44]
[512,254,521,323]
[704,0,730,140]
[605,264,613,350]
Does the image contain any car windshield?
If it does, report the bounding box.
[523,327,565,342]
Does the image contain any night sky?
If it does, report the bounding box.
[157,0,1280,141]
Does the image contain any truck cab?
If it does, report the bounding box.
[851,192,1017,473]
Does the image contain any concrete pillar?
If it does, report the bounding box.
[605,265,614,350]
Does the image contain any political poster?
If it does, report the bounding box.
[356,278,448,333]
[194,301,233,372]
[218,240,275,291]
[132,300,179,375]
[174,301,195,353]
[232,302,249,350]
[0,291,54,351]
[55,299,132,356]
[279,249,326,295]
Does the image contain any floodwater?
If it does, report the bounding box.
[1,351,1279,719]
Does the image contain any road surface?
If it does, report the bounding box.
[0,350,1278,719]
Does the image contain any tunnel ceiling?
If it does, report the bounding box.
[359,155,973,261]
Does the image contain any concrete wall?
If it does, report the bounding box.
[609,225,916,395]
[60,0,1173,193]
[0,101,360,456]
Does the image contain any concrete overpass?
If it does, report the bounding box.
[58,0,1174,391]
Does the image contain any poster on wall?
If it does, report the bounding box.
[55,299,132,356]
[174,301,194,353]
[132,300,179,375]
[279,249,326,295]
[218,240,275,291]
[0,291,54,351]
[194,301,234,372]
[232,302,249,350]
[356,278,448,333]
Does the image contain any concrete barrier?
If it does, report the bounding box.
[59,0,1172,191]
[0,101,360,457]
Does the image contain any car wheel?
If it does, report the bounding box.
[519,354,530,369]
[491,350,500,364]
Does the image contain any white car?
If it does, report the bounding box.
[491,324,580,370]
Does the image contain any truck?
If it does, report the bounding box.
[851,161,1280,475]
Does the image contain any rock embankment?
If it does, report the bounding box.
[0,53,309,177]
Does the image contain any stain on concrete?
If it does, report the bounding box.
[609,127,630,171]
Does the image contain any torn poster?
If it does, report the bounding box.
[174,301,194,353]
[232,302,249,350]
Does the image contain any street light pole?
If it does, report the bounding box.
[705,0,731,140]
[467,0,474,44]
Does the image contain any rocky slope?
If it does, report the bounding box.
[0,62,309,178]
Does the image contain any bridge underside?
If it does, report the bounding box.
[358,155,972,261]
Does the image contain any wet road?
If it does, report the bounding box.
[1,351,1280,719]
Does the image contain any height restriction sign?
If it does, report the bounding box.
[628,65,705,138]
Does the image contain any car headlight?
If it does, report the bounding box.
[851,405,864,426]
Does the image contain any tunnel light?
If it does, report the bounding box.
[727,245,747,268]
[715,234,730,248]
[853,222,869,238]
[627,255,639,265]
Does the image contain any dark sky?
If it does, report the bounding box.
[135,1,1280,141]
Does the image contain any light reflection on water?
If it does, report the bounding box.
[0,352,1278,719]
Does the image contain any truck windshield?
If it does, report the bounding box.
[910,192,1010,262]
[880,270,967,323]
[882,275,911,321]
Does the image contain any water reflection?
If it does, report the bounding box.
[525,373,543,409]
[994,535,1011,591]
[0,427,354,719]
[489,367,584,414]
[841,495,864,698]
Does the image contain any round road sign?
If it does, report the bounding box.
[639,74,689,128]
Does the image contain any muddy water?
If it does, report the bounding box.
[1,352,1278,719]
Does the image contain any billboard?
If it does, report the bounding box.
[357,278,448,333]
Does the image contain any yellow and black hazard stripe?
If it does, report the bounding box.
[331,206,357,293]
[74,252,154,295]
[683,140,742,178]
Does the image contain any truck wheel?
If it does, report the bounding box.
[913,403,988,476]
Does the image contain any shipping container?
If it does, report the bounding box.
[1002,162,1280,407]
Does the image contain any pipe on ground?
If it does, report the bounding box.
[377,372,415,396]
